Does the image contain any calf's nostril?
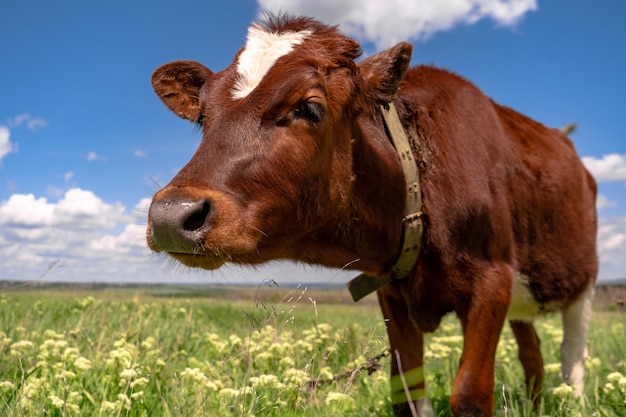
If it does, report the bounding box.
[182,200,212,232]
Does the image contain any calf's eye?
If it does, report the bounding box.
[293,101,325,124]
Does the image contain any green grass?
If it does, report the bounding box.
[0,284,624,416]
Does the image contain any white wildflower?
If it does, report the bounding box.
[218,387,239,400]
[552,383,574,397]
[117,393,131,410]
[120,368,138,380]
[131,377,150,388]
[325,391,356,411]
[131,390,144,400]
[100,400,118,412]
[140,336,156,350]
[604,382,616,394]
[544,363,561,374]
[0,380,15,392]
[607,372,625,383]
[283,368,309,386]
[49,395,65,408]
[180,367,208,383]
[74,356,92,371]
[9,340,34,356]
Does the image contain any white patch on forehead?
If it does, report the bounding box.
[231,25,311,100]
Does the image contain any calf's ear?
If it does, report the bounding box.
[151,61,213,122]
[358,42,413,104]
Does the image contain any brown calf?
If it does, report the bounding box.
[147,15,597,417]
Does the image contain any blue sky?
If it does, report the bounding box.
[1,0,624,285]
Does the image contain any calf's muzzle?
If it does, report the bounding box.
[147,185,259,270]
[148,195,213,254]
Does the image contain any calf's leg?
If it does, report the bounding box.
[450,265,513,417]
[561,284,594,397]
[509,320,543,408]
[378,284,433,417]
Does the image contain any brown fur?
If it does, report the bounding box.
[147,15,597,417]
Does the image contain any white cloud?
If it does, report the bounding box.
[1,114,48,163]
[46,172,77,198]
[597,217,626,281]
[46,185,65,198]
[0,188,145,281]
[257,0,537,47]
[87,151,106,162]
[0,126,16,162]
[7,114,47,131]
[0,193,56,227]
[7,114,31,128]
[89,223,146,253]
[596,194,616,210]
[582,153,626,182]
[0,189,128,230]
[133,149,147,158]
[55,188,128,229]
[26,118,48,131]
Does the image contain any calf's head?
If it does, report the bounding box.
[147,16,412,271]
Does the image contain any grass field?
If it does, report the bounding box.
[0,282,624,416]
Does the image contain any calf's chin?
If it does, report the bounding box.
[168,253,227,271]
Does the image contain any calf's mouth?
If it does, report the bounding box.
[147,186,259,269]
